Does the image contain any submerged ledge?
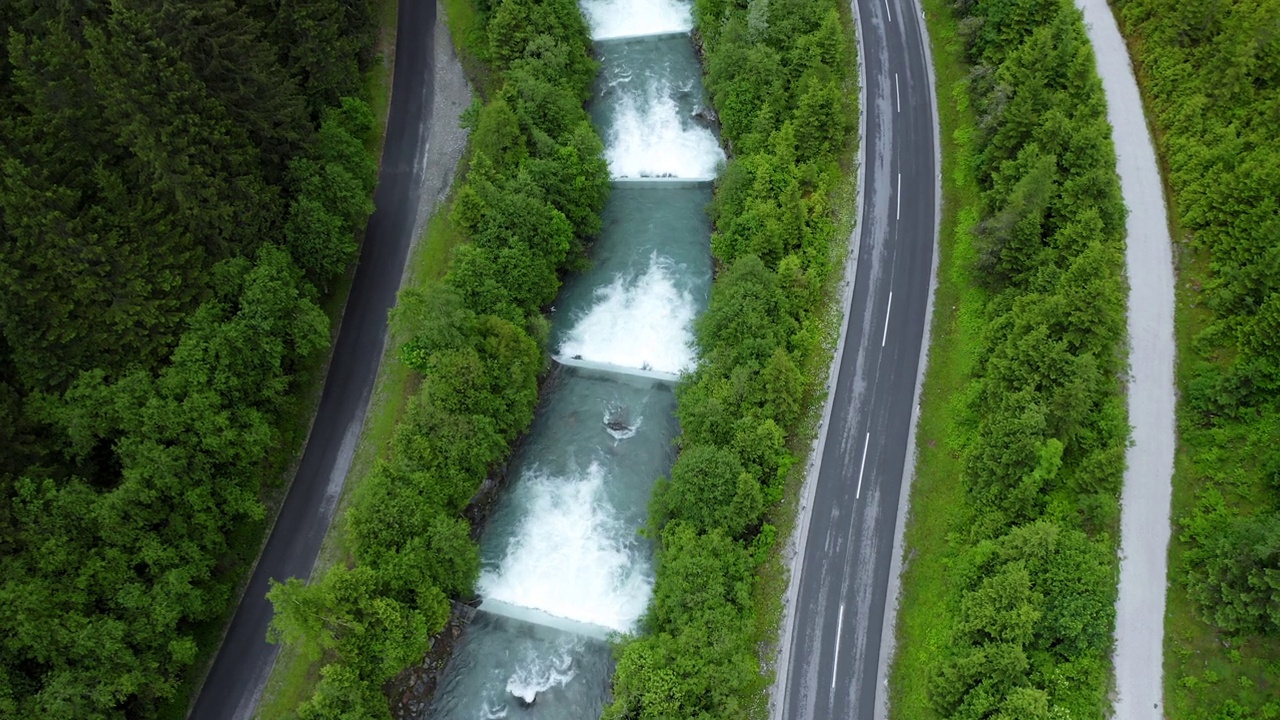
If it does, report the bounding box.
[609,176,715,187]
[477,599,618,641]
[553,355,683,384]
[592,30,692,45]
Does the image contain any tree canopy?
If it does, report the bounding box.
[904,1,1129,717]
[0,0,379,715]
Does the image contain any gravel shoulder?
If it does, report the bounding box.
[1073,1,1177,717]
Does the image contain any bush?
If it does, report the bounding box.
[915,1,1128,717]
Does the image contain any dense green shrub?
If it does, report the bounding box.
[1,244,332,716]
[285,98,380,286]
[1111,1,1280,697]
[914,1,1128,717]
[0,0,378,713]
[266,0,609,716]
[604,0,856,716]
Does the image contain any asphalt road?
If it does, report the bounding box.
[774,0,938,717]
[188,1,453,717]
[1074,1,1177,717]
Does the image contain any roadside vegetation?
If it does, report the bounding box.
[1108,1,1280,716]
[0,1,381,716]
[263,0,611,715]
[603,0,859,716]
[889,0,1129,718]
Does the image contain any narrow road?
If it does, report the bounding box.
[1074,1,1176,717]
[188,1,471,717]
[773,0,939,716]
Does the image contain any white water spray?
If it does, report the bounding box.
[558,255,698,374]
[606,85,723,179]
[478,462,653,634]
[580,0,693,40]
[604,406,642,441]
[506,644,579,704]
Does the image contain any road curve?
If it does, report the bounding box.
[773,0,938,716]
[187,2,468,717]
[1073,1,1176,717]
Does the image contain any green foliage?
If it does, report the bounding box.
[899,1,1129,717]
[1184,500,1280,638]
[0,0,375,392]
[1108,0,1280,713]
[267,0,609,713]
[930,522,1114,718]
[0,244,330,717]
[606,0,856,715]
[285,98,379,286]
[444,56,609,321]
[605,524,760,720]
[242,0,378,118]
[485,0,596,98]
[0,1,381,714]
[653,444,762,539]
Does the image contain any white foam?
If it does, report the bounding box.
[606,85,724,179]
[558,254,698,375]
[506,645,578,703]
[478,462,653,634]
[580,0,693,40]
[604,406,642,441]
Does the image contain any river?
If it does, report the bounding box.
[425,2,722,717]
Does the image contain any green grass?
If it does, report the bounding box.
[1100,10,1280,715]
[1159,173,1280,720]
[441,0,494,96]
[1160,245,1280,718]
[886,0,985,716]
[365,0,400,159]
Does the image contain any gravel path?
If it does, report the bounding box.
[1074,1,1177,717]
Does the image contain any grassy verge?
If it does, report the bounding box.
[885,1,979,715]
[1162,242,1280,717]
[1159,137,1280,720]
[365,0,400,158]
[440,0,493,95]
[1101,4,1280,716]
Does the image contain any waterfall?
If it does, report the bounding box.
[557,253,698,375]
[580,0,693,40]
[605,86,722,180]
[477,462,654,635]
